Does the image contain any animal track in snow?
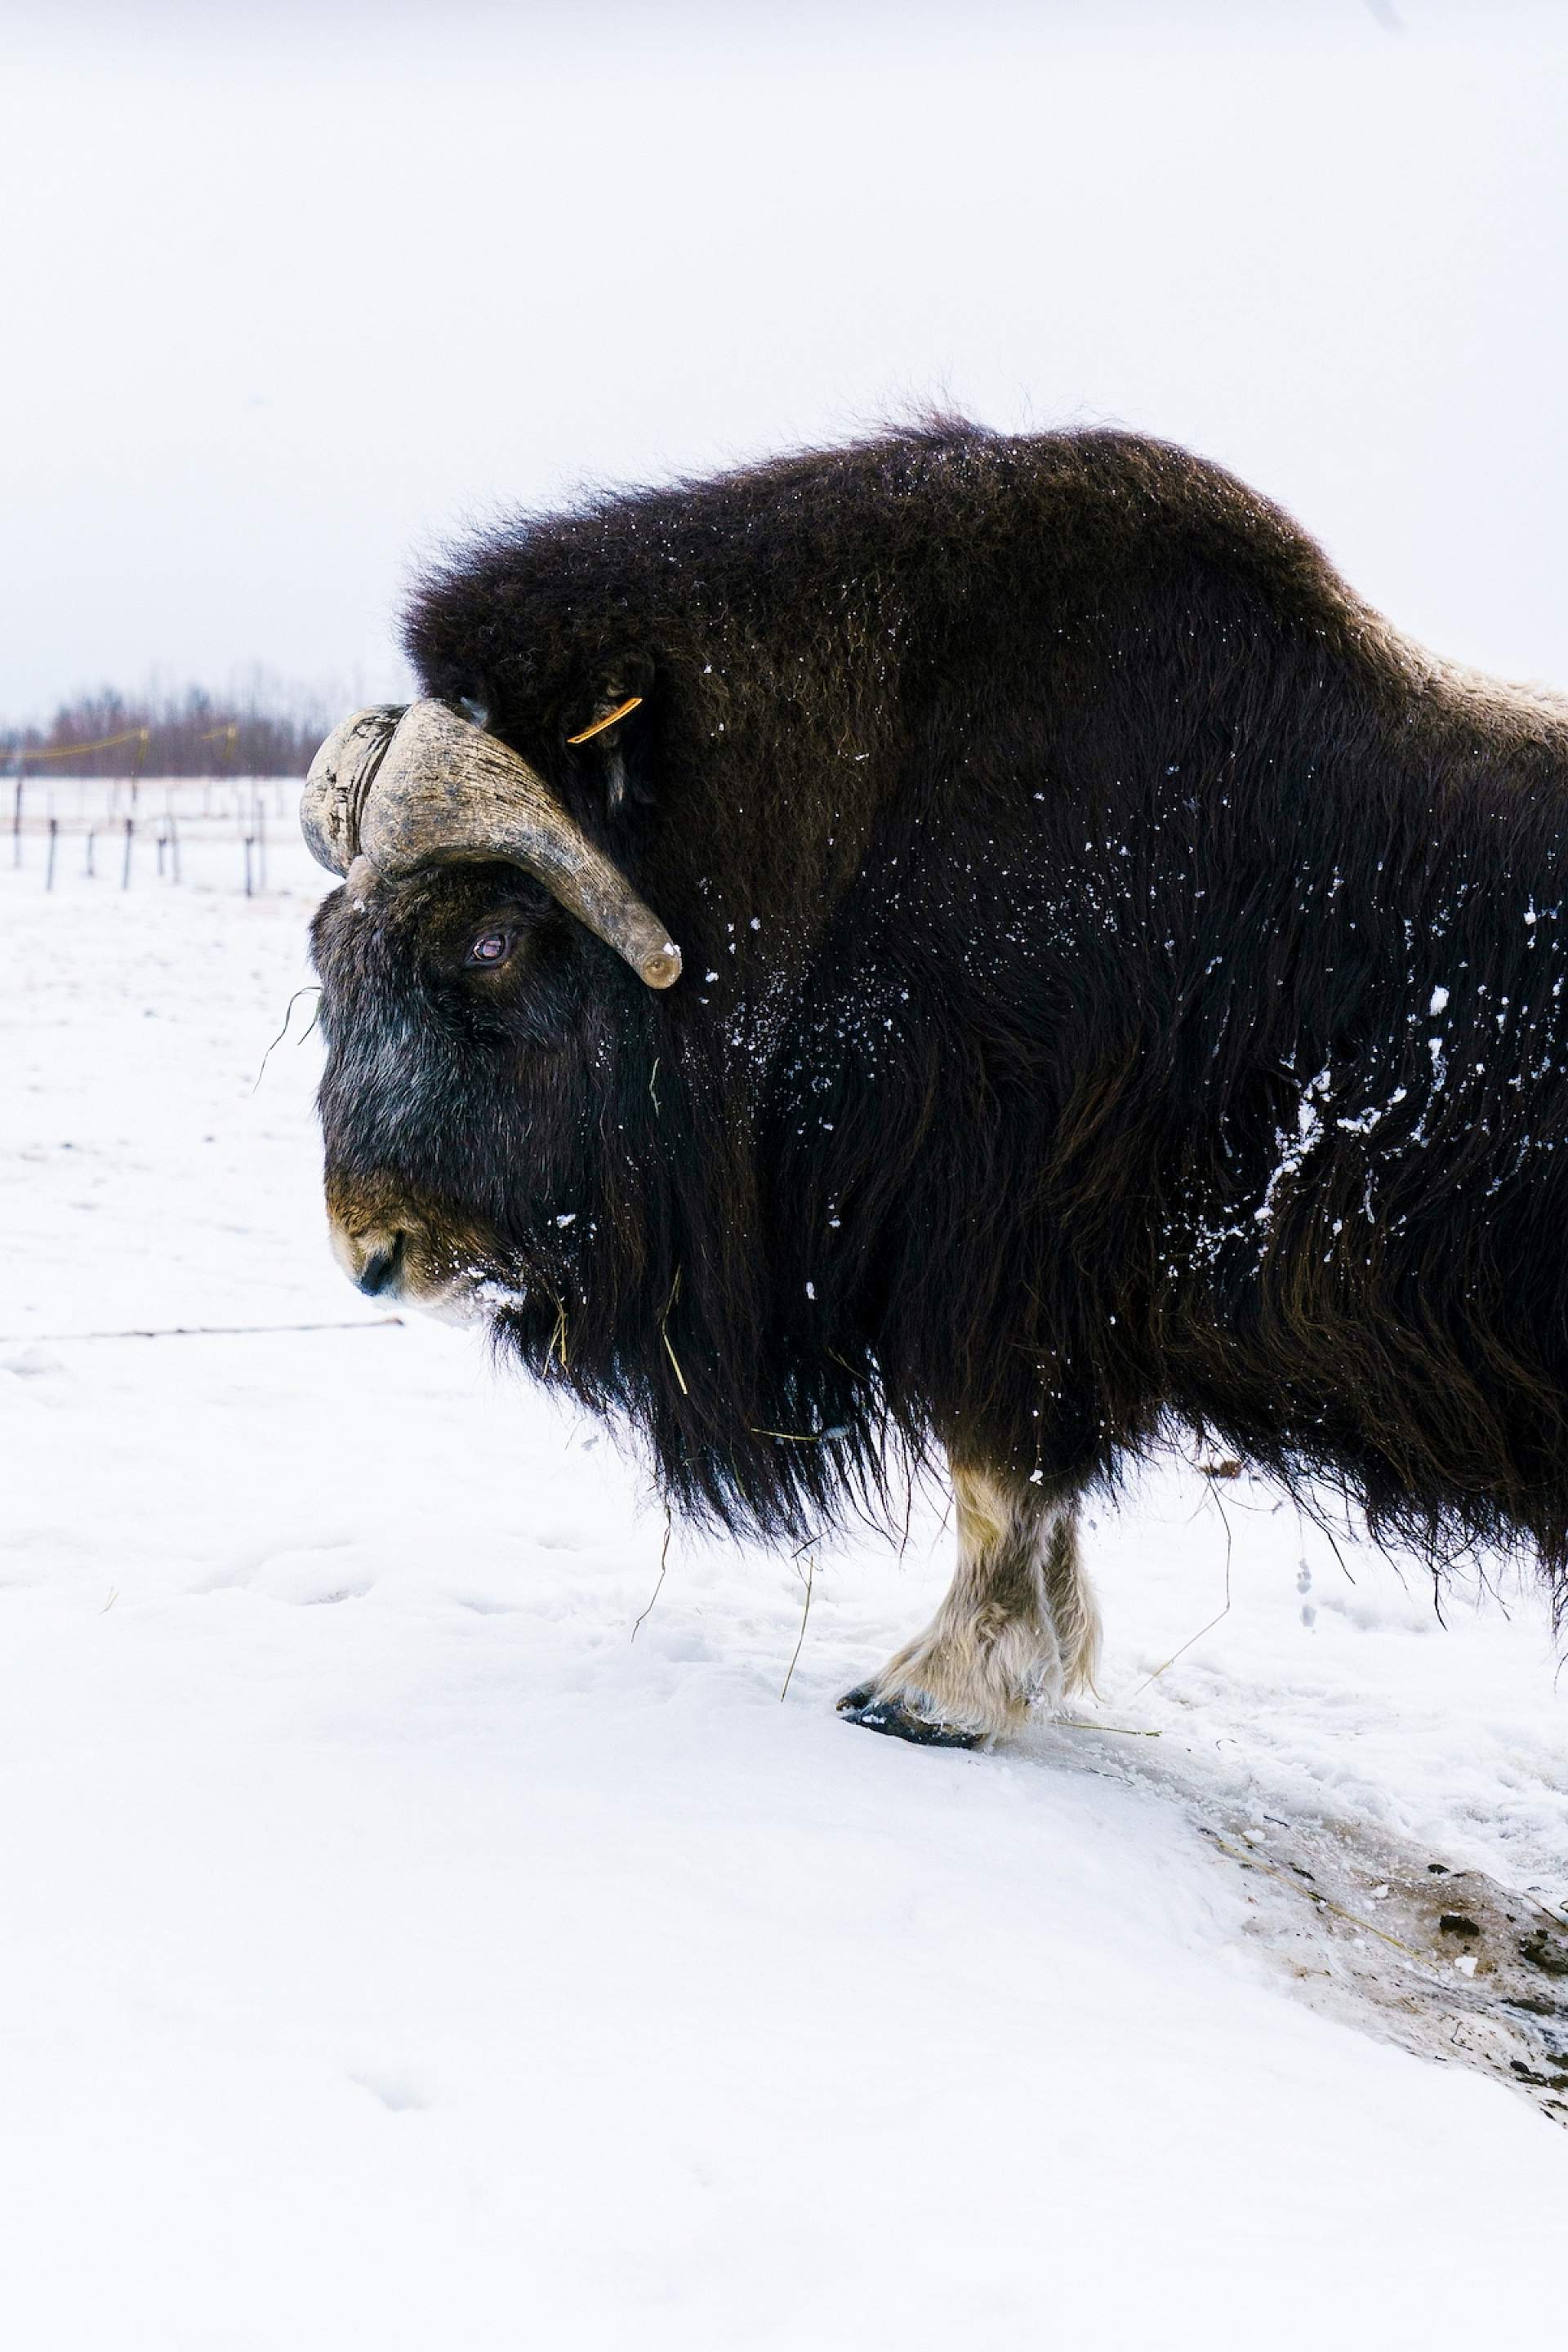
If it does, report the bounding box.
[250,1548,374,1606]
[350,2069,430,2114]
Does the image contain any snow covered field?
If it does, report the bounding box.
[3,831,1566,2349]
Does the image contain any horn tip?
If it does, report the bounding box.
[640,942,683,990]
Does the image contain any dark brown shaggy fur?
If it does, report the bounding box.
[310,421,1568,1623]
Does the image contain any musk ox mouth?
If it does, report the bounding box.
[327,1197,527,1326]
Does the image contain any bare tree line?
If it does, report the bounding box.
[3,680,344,776]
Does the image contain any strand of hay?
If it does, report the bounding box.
[780,1550,816,1702]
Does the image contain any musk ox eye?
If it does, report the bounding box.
[466,927,517,969]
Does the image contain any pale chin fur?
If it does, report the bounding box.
[413,1268,531,1327]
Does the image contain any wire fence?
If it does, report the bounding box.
[7,773,304,897]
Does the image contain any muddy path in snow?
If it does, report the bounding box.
[1201,1811,1568,2125]
[1030,1725,1568,2126]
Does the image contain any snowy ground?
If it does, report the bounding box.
[3,831,1566,2350]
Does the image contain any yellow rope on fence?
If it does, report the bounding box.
[12,727,150,764]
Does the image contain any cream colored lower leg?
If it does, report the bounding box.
[838,1462,1101,1746]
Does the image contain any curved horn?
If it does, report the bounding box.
[301,699,682,991]
[300,704,406,875]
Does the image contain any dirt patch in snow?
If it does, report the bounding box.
[1205,1809,1568,2123]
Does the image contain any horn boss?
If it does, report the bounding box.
[301,698,681,990]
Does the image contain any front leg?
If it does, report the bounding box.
[838,1460,1101,1748]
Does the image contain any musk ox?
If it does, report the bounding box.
[304,420,1568,1747]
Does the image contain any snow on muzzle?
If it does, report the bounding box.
[324,1178,513,1323]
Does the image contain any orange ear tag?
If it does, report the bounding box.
[567,695,644,746]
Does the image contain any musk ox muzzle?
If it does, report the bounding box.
[300,697,683,990]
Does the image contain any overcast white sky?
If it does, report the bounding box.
[3,0,1566,721]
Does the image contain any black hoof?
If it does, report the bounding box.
[835,1681,877,1714]
[836,1693,982,1749]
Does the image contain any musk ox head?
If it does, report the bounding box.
[305,695,684,1317]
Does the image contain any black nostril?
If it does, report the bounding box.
[356,1233,404,1296]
